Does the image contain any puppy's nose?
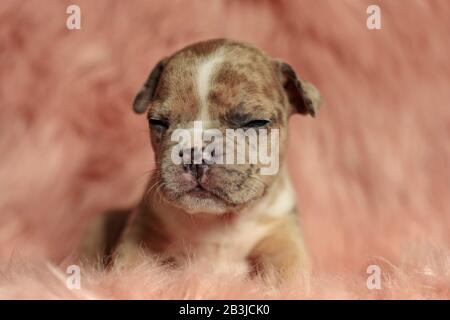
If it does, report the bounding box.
[180,147,212,179]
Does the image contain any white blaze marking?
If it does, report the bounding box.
[196,52,224,123]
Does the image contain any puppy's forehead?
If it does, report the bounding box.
[154,40,284,124]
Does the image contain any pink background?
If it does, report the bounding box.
[0,0,448,298]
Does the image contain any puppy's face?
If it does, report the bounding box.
[133,39,321,214]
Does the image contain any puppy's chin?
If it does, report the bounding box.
[173,192,230,215]
[162,189,238,215]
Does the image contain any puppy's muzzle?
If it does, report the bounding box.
[180,146,215,181]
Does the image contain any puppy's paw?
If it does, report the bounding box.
[248,217,310,283]
[111,243,151,270]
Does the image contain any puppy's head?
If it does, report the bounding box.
[133,39,322,214]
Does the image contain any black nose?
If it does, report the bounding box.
[180,147,213,178]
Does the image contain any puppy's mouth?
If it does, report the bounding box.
[187,184,222,200]
[158,169,263,213]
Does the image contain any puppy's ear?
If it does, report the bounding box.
[132,58,167,114]
[274,60,322,117]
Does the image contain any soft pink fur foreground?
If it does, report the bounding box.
[0,0,449,299]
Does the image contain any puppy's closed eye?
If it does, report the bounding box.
[225,108,272,129]
[242,119,270,128]
[149,118,169,132]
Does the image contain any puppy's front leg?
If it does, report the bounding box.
[248,214,310,281]
[112,203,174,270]
[113,235,147,270]
[111,206,156,270]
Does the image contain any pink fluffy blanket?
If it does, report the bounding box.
[0,0,449,299]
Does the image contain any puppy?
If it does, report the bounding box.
[82,39,322,280]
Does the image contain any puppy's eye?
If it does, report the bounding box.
[243,119,270,128]
[149,118,169,130]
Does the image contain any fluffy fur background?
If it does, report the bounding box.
[0,0,449,299]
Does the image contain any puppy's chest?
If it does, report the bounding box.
[169,218,271,265]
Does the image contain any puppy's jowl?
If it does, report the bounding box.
[82,39,322,280]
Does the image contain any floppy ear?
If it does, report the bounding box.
[132,58,167,114]
[274,60,322,117]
